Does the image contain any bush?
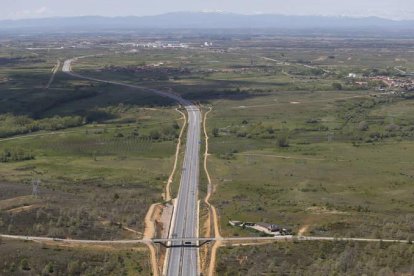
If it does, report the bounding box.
[0,148,34,163]
[85,111,113,123]
[358,121,369,131]
[38,116,84,130]
[277,135,289,148]
[332,82,343,90]
[42,263,54,274]
[20,258,30,271]
[149,130,161,140]
[306,118,319,124]
[275,128,290,147]
[212,128,219,137]
[385,124,400,132]
[67,260,81,275]
[0,114,84,138]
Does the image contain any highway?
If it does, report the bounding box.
[165,105,200,275]
[63,57,201,275]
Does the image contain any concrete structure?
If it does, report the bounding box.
[256,222,280,233]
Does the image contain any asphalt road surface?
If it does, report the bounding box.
[63,57,201,275]
[165,104,201,276]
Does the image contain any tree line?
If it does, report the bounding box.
[0,114,84,138]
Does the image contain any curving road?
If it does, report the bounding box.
[63,57,201,275]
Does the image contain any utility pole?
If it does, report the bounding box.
[32,179,40,197]
[328,132,334,143]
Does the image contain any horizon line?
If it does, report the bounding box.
[1,11,413,22]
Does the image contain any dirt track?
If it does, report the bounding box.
[164,108,187,201]
[201,107,223,276]
[143,203,161,276]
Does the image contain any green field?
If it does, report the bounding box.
[207,90,414,239]
[0,107,182,239]
[0,239,150,275]
[216,240,414,275]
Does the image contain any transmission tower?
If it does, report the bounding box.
[32,179,40,197]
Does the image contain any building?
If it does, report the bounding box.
[228,220,242,227]
[255,222,280,232]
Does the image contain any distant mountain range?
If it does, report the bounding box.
[0,12,413,31]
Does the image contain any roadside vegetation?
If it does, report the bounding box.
[0,239,150,275]
[216,241,414,275]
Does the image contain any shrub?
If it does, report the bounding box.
[306,118,319,124]
[332,82,343,90]
[67,260,81,275]
[0,114,84,138]
[277,135,289,148]
[149,130,161,140]
[358,121,369,131]
[20,258,30,271]
[212,128,219,137]
[385,124,400,132]
[0,148,34,163]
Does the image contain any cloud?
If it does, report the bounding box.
[8,6,52,19]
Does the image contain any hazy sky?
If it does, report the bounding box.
[2,0,413,20]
